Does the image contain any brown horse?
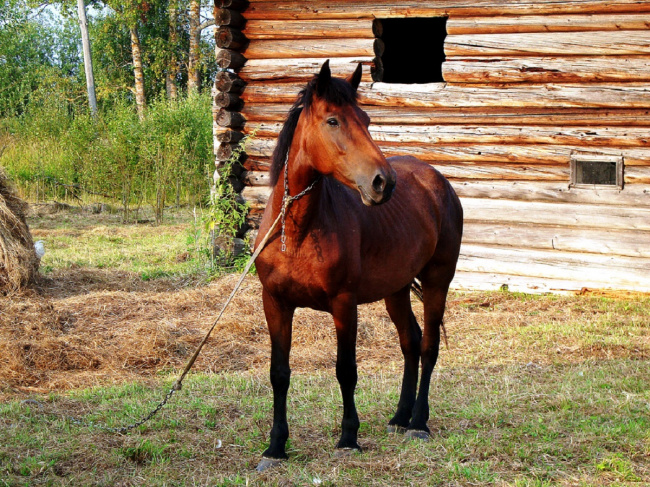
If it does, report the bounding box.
[254,61,463,470]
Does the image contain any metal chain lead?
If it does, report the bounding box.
[64,384,178,434]
[280,154,320,252]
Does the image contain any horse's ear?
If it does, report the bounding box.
[317,60,331,93]
[348,63,363,93]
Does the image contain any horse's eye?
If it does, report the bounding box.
[327,118,339,127]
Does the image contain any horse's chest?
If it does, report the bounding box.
[257,231,353,310]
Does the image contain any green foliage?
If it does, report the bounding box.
[0,1,84,117]
[0,0,216,112]
[199,135,252,272]
[205,136,250,239]
[0,93,213,220]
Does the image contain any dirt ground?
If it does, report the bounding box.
[2,265,648,402]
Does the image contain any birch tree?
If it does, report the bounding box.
[76,0,97,116]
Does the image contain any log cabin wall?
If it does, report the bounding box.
[214,0,650,293]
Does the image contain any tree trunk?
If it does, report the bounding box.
[166,0,179,100]
[77,0,97,117]
[188,0,201,93]
[130,25,146,119]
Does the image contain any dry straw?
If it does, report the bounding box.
[0,169,39,293]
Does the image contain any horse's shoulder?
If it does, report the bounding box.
[388,156,448,187]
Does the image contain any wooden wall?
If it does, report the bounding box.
[214,0,650,293]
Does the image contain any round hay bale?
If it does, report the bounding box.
[0,169,39,292]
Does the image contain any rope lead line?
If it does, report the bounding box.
[171,208,284,391]
[89,209,285,434]
[71,170,319,434]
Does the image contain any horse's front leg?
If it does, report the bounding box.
[258,289,295,471]
[332,293,361,451]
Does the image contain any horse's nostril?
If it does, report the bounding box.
[372,174,386,193]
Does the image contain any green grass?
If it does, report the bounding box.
[1,361,648,486]
[29,206,217,280]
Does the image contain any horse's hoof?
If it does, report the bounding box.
[387,424,407,434]
[256,457,284,472]
[405,429,430,441]
[334,447,361,458]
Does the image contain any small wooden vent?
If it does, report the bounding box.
[570,154,624,189]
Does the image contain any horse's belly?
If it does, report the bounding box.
[356,253,429,304]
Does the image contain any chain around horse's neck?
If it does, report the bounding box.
[280,153,321,252]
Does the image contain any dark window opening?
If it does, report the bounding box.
[376,17,447,84]
[570,155,624,189]
[576,160,616,185]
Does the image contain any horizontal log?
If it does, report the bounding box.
[243,19,379,39]
[451,270,645,293]
[244,38,384,59]
[439,164,569,181]
[456,244,650,289]
[464,222,650,258]
[241,104,650,126]
[242,170,272,186]
[217,129,245,143]
[215,92,243,110]
[461,198,650,230]
[241,181,650,209]
[445,31,650,57]
[215,9,246,29]
[216,27,249,50]
[454,181,650,207]
[626,165,650,184]
[217,142,238,161]
[245,136,650,165]
[215,0,248,11]
[443,56,650,83]
[244,122,650,148]
[216,49,247,70]
[242,185,273,209]
[241,82,650,108]
[239,57,376,82]
[243,159,271,172]
[215,71,246,94]
[244,153,570,182]
[217,109,246,128]
[447,13,650,35]
[245,1,650,20]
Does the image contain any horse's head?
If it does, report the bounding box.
[297,61,396,206]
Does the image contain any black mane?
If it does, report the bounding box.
[268,74,358,186]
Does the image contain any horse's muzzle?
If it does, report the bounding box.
[358,168,396,206]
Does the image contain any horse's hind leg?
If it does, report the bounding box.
[407,269,454,438]
[384,285,421,432]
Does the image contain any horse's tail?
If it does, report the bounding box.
[410,278,449,350]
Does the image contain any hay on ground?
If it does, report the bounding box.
[0,170,38,292]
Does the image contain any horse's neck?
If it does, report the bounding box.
[271,153,324,238]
